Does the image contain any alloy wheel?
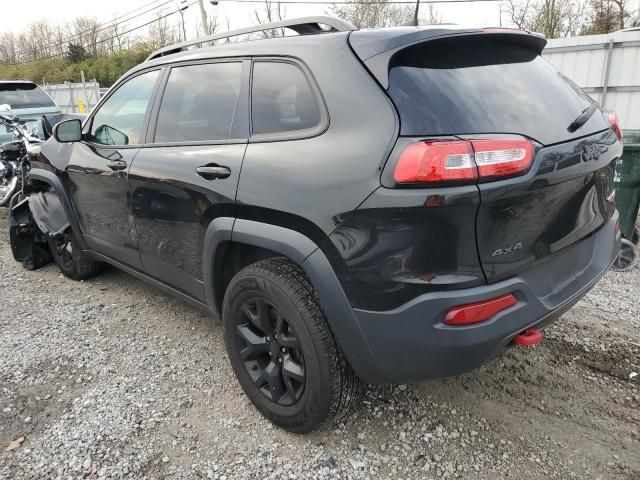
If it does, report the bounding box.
[235,297,306,406]
[52,233,74,271]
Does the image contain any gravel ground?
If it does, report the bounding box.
[0,208,638,480]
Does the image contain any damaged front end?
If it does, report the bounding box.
[10,191,70,271]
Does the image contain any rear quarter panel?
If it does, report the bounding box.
[236,34,399,253]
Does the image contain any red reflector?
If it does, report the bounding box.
[393,141,476,184]
[393,138,534,184]
[471,139,534,179]
[608,111,623,140]
[443,293,517,326]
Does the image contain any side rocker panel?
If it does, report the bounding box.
[203,218,388,383]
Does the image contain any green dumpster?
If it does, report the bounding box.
[615,135,640,241]
[612,134,640,270]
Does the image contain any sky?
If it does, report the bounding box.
[0,0,506,39]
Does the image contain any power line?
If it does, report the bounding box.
[11,1,199,65]
[10,0,502,64]
[220,0,500,3]
[12,0,177,60]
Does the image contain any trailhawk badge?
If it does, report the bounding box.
[491,242,524,257]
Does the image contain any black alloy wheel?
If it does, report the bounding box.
[222,258,362,433]
[50,231,75,271]
[46,227,101,280]
[236,297,306,406]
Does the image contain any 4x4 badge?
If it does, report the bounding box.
[491,242,524,257]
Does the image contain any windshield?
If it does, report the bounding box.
[387,36,609,145]
[0,82,55,109]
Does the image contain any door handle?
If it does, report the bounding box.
[196,165,231,180]
[107,160,127,171]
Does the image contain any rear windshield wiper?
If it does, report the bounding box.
[567,102,600,133]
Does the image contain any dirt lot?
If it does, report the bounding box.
[0,208,638,479]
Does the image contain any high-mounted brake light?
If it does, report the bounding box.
[394,138,534,184]
[443,293,517,326]
[608,111,623,140]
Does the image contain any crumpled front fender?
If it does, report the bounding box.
[28,191,70,237]
[9,198,51,270]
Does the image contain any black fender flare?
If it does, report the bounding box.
[27,169,87,249]
[203,217,388,383]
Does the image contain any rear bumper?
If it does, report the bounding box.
[351,213,620,383]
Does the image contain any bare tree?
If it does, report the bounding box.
[194,13,219,37]
[422,5,443,25]
[332,0,413,28]
[53,23,67,58]
[102,22,129,52]
[506,0,534,29]
[0,32,18,63]
[68,17,101,57]
[506,0,586,38]
[583,0,634,33]
[148,12,178,49]
[254,1,287,38]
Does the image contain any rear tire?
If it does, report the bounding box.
[47,228,101,280]
[222,257,362,433]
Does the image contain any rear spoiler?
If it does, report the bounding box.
[349,28,547,89]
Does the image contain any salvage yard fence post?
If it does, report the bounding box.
[543,28,640,135]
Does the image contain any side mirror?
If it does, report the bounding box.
[53,119,82,143]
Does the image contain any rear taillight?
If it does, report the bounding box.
[394,138,534,184]
[608,111,623,140]
[472,139,534,179]
[393,141,476,183]
[443,293,517,326]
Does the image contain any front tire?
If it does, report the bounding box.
[222,258,362,433]
[47,228,101,280]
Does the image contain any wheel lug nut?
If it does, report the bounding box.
[281,347,286,353]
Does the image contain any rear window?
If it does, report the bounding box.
[388,36,608,145]
[251,61,321,135]
[0,82,55,109]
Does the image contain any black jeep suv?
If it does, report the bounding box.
[10,17,622,432]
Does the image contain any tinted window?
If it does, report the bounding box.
[388,36,609,145]
[89,70,159,145]
[0,82,55,109]
[251,62,320,135]
[155,62,242,143]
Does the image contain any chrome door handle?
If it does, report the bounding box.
[107,160,127,171]
[196,165,231,179]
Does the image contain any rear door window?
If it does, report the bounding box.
[154,62,242,143]
[251,61,321,135]
[0,82,55,109]
[388,36,609,146]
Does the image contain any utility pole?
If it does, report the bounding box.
[176,1,189,41]
[198,0,209,35]
[412,0,421,26]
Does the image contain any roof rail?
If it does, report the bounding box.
[146,16,357,61]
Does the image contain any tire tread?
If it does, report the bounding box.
[224,257,362,431]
